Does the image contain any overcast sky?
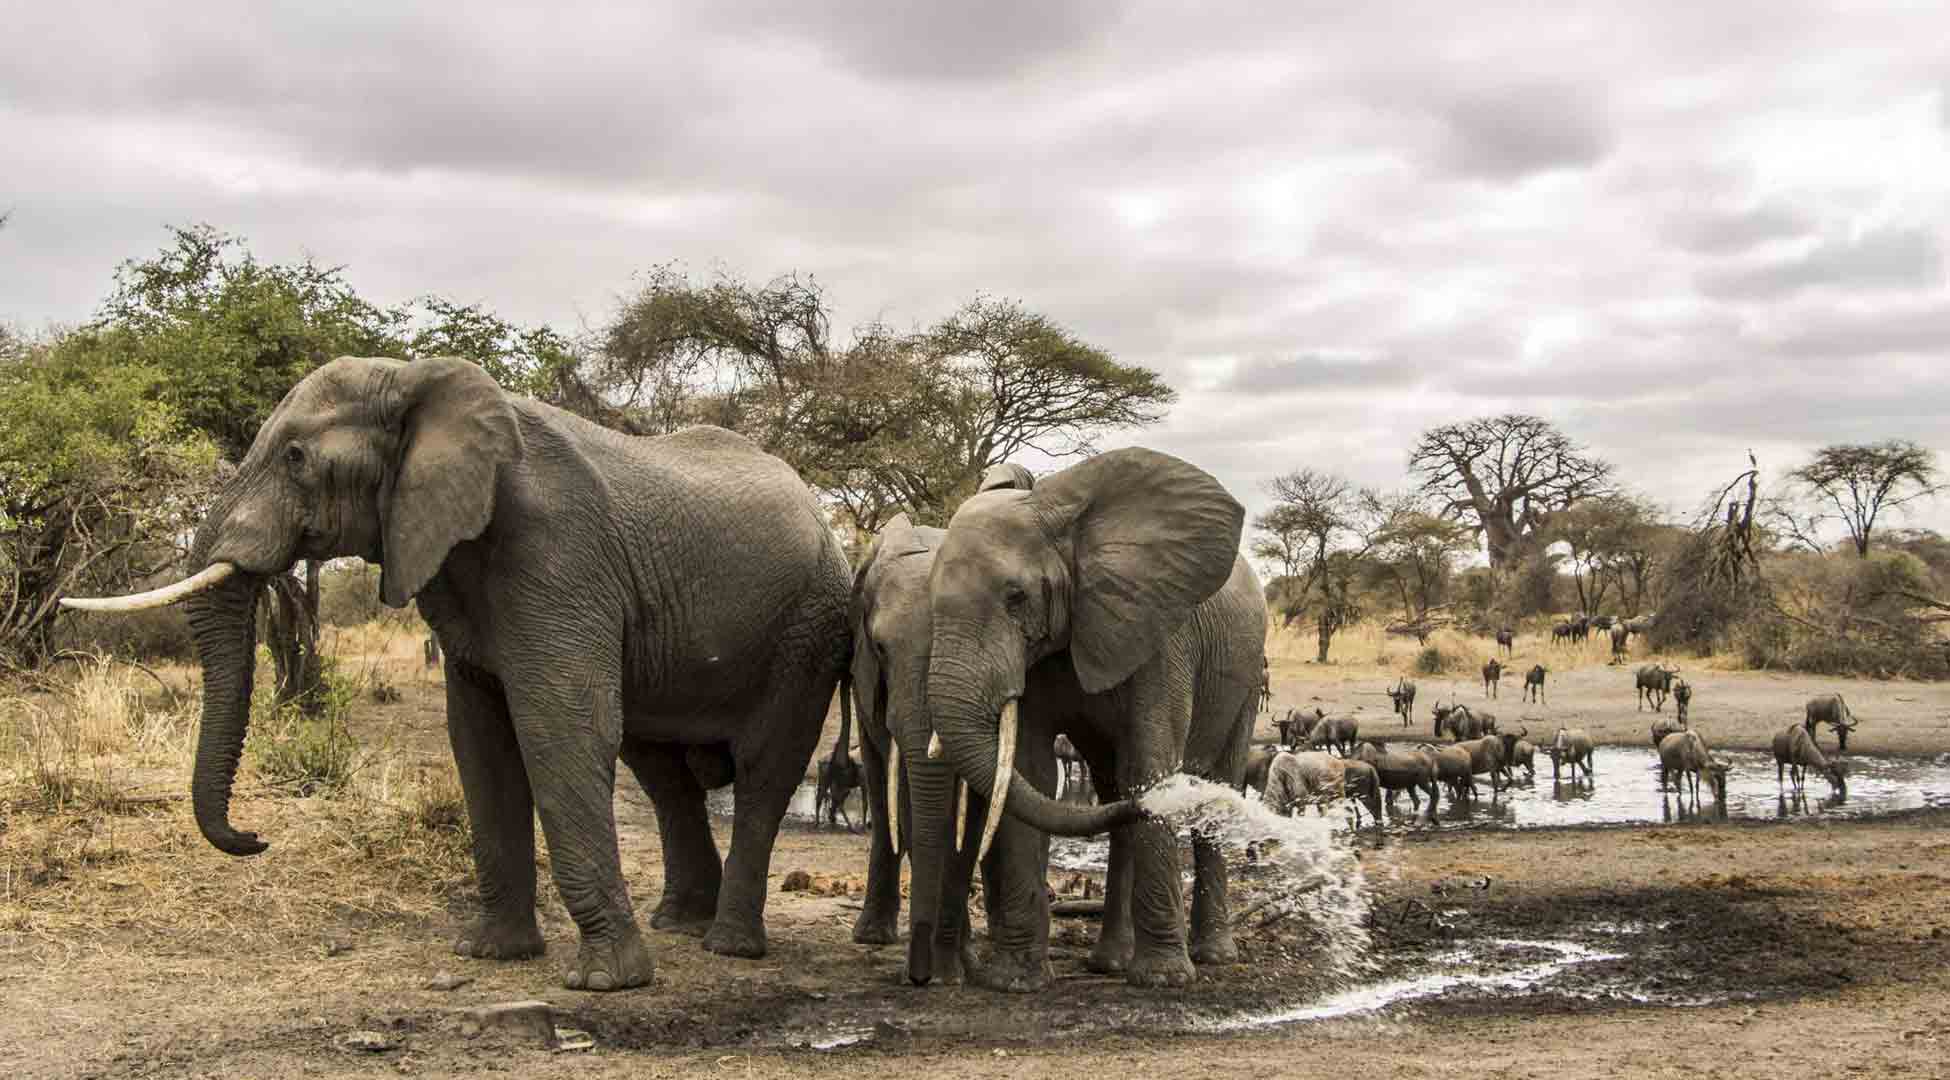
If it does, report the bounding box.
[5,1,1949,548]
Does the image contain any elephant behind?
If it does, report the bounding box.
[922,448,1267,990]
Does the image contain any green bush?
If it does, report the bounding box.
[1413,645,1455,675]
[245,659,361,796]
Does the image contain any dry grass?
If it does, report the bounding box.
[1267,618,1726,680]
[0,631,477,962]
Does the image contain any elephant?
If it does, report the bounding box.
[848,502,1134,988]
[63,356,853,991]
[921,448,1267,990]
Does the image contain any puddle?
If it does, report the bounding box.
[1422,746,1950,830]
[1206,937,1625,1030]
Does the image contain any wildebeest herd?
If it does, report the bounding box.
[1246,623,1862,828]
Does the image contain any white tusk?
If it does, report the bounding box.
[886,739,904,856]
[954,777,968,851]
[926,731,944,760]
[60,562,237,612]
[976,700,1018,865]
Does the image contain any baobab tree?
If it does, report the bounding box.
[1408,414,1613,569]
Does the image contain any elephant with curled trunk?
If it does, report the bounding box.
[64,356,852,991]
[923,449,1266,990]
[848,503,1135,988]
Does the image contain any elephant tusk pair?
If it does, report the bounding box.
[60,562,238,612]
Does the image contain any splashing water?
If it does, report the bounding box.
[1138,774,1373,979]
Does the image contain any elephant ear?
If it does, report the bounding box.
[977,463,1035,493]
[379,357,524,607]
[1033,448,1244,694]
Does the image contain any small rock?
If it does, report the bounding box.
[461,1001,558,1047]
[340,1030,399,1053]
[425,971,473,991]
[322,938,354,958]
[552,1028,595,1052]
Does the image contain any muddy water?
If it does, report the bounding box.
[1424,746,1950,830]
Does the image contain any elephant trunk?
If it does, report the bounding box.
[902,753,956,985]
[925,647,1142,841]
[185,570,269,856]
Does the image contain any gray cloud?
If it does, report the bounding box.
[1698,225,1946,300]
[3,0,1949,547]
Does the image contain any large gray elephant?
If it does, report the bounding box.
[64,356,851,991]
[923,448,1267,989]
[848,504,1134,986]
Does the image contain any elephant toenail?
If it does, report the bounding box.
[565,971,584,988]
[588,971,614,991]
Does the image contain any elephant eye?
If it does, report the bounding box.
[1003,583,1027,612]
[285,442,306,470]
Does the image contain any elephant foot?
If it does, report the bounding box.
[702,919,768,959]
[1126,947,1196,989]
[851,908,899,946]
[650,894,717,936]
[454,914,545,961]
[971,948,1050,994]
[564,926,654,991]
[1190,930,1239,966]
[1086,936,1133,975]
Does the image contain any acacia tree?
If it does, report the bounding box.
[1250,469,1378,661]
[1787,440,1940,558]
[1365,501,1477,634]
[1408,414,1613,569]
[595,270,1173,530]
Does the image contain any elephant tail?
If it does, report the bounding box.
[828,671,855,772]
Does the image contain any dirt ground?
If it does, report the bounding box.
[5,628,1950,1078]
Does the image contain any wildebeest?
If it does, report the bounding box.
[1260,750,1384,825]
[1774,722,1847,796]
[1496,627,1515,656]
[1649,714,1687,748]
[1522,664,1547,704]
[814,751,865,831]
[1453,734,1508,797]
[1636,663,1679,711]
[1658,729,1730,804]
[1590,615,1614,631]
[1609,622,1629,662]
[1307,714,1360,757]
[1054,733,1088,791]
[1572,615,1592,643]
[1548,727,1595,782]
[1388,678,1417,726]
[1552,621,1575,645]
[1672,678,1692,724]
[1482,658,1503,698]
[1624,615,1654,637]
[1354,741,1442,815]
[1502,732,1537,781]
[1276,706,1324,748]
[1803,694,1856,753]
[1424,741,1479,802]
[1433,701,1496,740]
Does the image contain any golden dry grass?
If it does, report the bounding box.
[1266,618,1728,680]
[0,626,475,961]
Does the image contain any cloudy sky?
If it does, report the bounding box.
[5,1,1949,545]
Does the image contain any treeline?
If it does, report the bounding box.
[0,225,1171,668]
[1257,418,1950,679]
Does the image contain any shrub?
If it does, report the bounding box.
[1413,645,1455,675]
[246,659,362,796]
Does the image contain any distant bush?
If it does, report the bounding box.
[52,604,195,662]
[247,658,362,796]
[1413,645,1455,675]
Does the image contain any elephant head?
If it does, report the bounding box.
[63,356,522,856]
[924,448,1241,864]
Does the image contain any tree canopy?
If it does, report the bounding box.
[1786,440,1940,558]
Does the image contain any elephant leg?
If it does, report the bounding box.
[706,680,830,958]
[1120,675,1196,989]
[1085,763,1135,975]
[1188,826,1236,965]
[507,677,651,991]
[851,735,900,945]
[971,733,1057,993]
[619,740,722,933]
[446,663,544,962]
